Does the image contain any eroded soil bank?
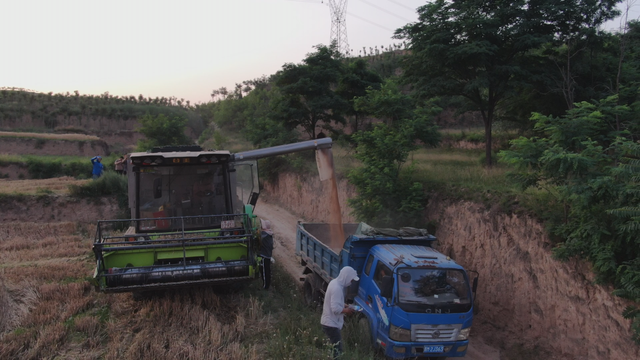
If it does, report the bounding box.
[0,137,110,157]
[261,171,640,360]
[0,196,119,223]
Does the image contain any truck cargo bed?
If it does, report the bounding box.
[296,223,359,282]
[297,222,438,283]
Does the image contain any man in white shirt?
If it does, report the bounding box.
[320,266,359,359]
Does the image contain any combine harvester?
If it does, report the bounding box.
[92,138,332,294]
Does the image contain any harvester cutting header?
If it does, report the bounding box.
[92,138,332,293]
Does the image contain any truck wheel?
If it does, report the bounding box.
[303,274,321,308]
[358,315,373,348]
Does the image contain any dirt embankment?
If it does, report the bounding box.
[0,137,110,157]
[428,198,639,359]
[0,196,120,223]
[260,172,357,224]
[1,115,139,134]
[260,171,639,360]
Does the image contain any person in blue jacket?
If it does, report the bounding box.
[91,156,104,179]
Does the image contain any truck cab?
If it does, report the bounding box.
[355,244,473,358]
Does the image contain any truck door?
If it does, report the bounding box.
[371,260,394,341]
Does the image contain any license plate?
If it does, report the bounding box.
[423,345,444,353]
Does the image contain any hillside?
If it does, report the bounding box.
[0,106,638,358]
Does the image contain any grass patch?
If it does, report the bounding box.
[241,264,381,359]
[412,148,512,194]
[348,146,552,217]
[440,128,486,143]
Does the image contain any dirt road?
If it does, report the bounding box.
[253,199,501,360]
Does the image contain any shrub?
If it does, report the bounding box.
[25,158,92,179]
[68,172,128,211]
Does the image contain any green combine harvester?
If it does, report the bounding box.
[92,138,332,293]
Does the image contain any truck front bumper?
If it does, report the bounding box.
[380,339,469,359]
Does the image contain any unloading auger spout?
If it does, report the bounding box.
[231,137,332,162]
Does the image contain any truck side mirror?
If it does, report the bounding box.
[347,279,359,301]
[249,192,259,206]
[380,275,394,299]
[472,277,478,293]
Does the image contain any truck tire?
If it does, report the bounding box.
[357,315,374,348]
[303,273,322,308]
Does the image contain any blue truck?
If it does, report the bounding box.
[296,222,478,359]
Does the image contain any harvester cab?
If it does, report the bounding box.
[92,138,332,293]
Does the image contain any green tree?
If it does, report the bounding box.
[499,98,640,342]
[608,141,640,343]
[272,45,348,139]
[354,79,441,146]
[347,97,440,227]
[336,59,382,133]
[243,116,298,148]
[543,0,620,109]
[137,113,193,151]
[353,79,412,126]
[395,0,621,166]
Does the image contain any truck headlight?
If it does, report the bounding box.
[389,323,411,342]
[457,327,471,341]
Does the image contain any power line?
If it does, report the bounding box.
[358,0,412,22]
[347,11,393,31]
[385,0,416,12]
[284,0,324,4]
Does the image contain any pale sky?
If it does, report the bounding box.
[1,1,637,106]
[1,0,425,105]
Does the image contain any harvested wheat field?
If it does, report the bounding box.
[0,177,89,195]
[0,218,330,360]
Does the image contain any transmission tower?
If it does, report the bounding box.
[328,0,349,56]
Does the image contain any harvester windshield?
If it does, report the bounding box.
[127,147,258,233]
[138,164,228,221]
